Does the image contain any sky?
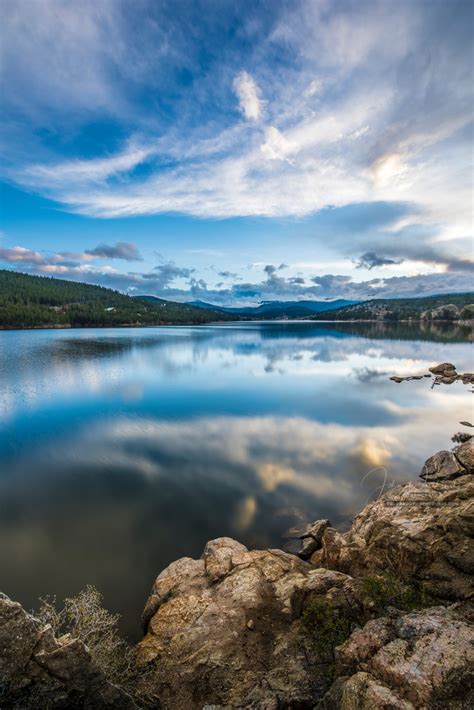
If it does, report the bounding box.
[0,0,473,306]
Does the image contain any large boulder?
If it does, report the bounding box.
[0,594,136,709]
[420,449,467,482]
[137,538,364,709]
[318,605,474,709]
[309,473,474,601]
[454,439,474,473]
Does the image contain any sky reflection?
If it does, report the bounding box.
[0,322,472,638]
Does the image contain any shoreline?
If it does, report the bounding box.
[2,436,472,709]
[0,317,471,331]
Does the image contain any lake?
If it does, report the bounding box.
[0,321,472,639]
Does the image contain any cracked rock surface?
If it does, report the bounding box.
[137,458,474,708]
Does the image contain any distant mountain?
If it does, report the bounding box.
[309,293,474,322]
[0,270,231,328]
[187,299,357,319]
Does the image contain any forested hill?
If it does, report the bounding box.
[0,270,230,328]
[309,292,474,322]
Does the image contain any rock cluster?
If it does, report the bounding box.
[319,605,474,709]
[389,362,474,386]
[137,538,364,708]
[2,441,473,709]
[420,439,474,482]
[0,594,136,709]
[134,441,474,708]
[308,444,474,602]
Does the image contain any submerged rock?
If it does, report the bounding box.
[429,362,456,374]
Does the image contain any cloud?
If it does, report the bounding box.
[0,0,472,293]
[23,146,154,185]
[264,263,287,276]
[0,240,143,271]
[233,71,264,121]
[0,246,45,264]
[355,252,404,270]
[85,241,143,261]
[261,126,295,161]
[4,240,472,305]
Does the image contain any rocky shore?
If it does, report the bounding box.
[1,437,473,709]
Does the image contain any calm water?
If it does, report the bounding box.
[0,321,472,638]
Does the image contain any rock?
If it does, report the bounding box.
[317,671,414,709]
[451,432,473,444]
[299,536,320,559]
[420,449,467,482]
[429,362,456,374]
[390,376,404,383]
[460,421,474,427]
[309,473,474,602]
[441,376,457,384]
[134,453,474,708]
[454,439,474,473]
[317,606,474,709]
[0,594,137,709]
[298,519,331,560]
[137,538,364,709]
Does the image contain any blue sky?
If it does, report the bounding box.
[0,0,472,305]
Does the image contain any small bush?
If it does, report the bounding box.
[362,574,431,613]
[35,586,155,708]
[301,599,353,682]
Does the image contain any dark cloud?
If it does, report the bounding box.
[217,269,239,279]
[288,276,305,285]
[85,241,143,261]
[264,263,287,276]
[355,252,404,270]
[152,262,194,283]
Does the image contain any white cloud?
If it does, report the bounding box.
[1,0,472,261]
[233,71,264,121]
[260,127,295,161]
[25,146,153,185]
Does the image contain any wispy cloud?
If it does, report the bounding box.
[233,71,264,121]
[0,0,472,300]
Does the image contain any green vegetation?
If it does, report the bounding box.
[302,599,354,681]
[310,292,474,322]
[0,270,231,328]
[302,574,433,687]
[362,573,432,614]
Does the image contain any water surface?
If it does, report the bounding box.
[0,321,471,638]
